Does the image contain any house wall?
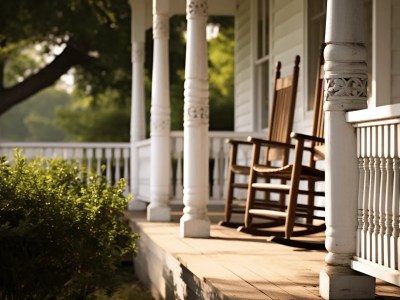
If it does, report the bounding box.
[234,0,254,131]
[392,0,400,104]
[270,0,307,133]
[234,0,311,134]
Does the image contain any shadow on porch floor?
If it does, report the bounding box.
[126,211,400,300]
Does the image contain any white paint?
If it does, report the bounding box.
[147,0,171,221]
[180,0,211,238]
[320,0,376,298]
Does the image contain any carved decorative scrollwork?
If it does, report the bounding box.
[151,118,169,132]
[153,15,169,39]
[187,0,208,17]
[185,104,209,121]
[326,77,367,98]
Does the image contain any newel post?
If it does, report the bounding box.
[180,0,210,237]
[319,0,375,298]
[128,0,147,211]
[147,0,171,221]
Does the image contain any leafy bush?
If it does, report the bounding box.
[0,151,139,299]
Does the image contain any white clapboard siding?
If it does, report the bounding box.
[392,1,400,104]
[270,0,306,128]
[234,0,253,131]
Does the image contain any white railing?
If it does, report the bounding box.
[134,139,151,202]
[168,131,266,205]
[0,142,132,192]
[0,131,266,207]
[347,104,400,286]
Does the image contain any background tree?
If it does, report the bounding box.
[0,87,70,141]
[0,0,132,113]
[0,3,234,142]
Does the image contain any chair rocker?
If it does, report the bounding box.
[219,55,300,228]
[238,45,326,240]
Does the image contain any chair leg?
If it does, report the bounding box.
[306,180,316,225]
[284,139,304,239]
[244,185,256,228]
[224,170,235,223]
[285,177,300,239]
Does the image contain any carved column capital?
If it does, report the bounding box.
[153,14,169,39]
[324,43,368,111]
[187,0,208,18]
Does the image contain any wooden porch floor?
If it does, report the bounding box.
[127,211,400,300]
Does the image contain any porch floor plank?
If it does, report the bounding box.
[127,212,400,300]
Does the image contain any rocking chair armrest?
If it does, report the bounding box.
[225,138,252,146]
[290,132,325,144]
[246,137,295,150]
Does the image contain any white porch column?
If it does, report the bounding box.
[147,0,171,221]
[320,0,375,299]
[128,0,147,211]
[180,0,210,237]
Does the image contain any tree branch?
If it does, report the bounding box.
[0,41,92,114]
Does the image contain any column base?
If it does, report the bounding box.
[319,266,375,299]
[180,217,210,238]
[147,205,171,222]
[128,199,148,211]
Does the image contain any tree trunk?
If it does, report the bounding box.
[0,41,91,114]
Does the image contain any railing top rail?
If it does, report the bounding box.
[0,142,131,149]
[346,103,400,125]
[134,139,151,147]
[170,131,267,139]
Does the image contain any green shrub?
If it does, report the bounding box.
[0,151,139,300]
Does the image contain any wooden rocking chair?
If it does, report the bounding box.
[238,45,325,240]
[219,55,300,228]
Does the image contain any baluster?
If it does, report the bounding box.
[391,124,400,270]
[95,148,103,177]
[170,155,174,198]
[122,148,130,193]
[367,126,375,262]
[86,148,94,179]
[356,127,364,258]
[114,148,122,183]
[75,148,84,179]
[44,148,53,160]
[384,124,394,267]
[218,139,225,200]
[54,148,62,158]
[222,140,230,199]
[371,126,380,264]
[377,126,389,266]
[361,127,370,260]
[105,148,112,183]
[237,145,250,199]
[170,140,174,198]
[25,148,32,159]
[175,138,183,201]
[211,138,221,200]
[391,157,400,270]
[64,148,73,162]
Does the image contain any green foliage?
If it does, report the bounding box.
[56,89,130,142]
[1,0,132,100]
[0,87,71,141]
[0,151,138,299]
[208,21,234,131]
[167,16,234,131]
